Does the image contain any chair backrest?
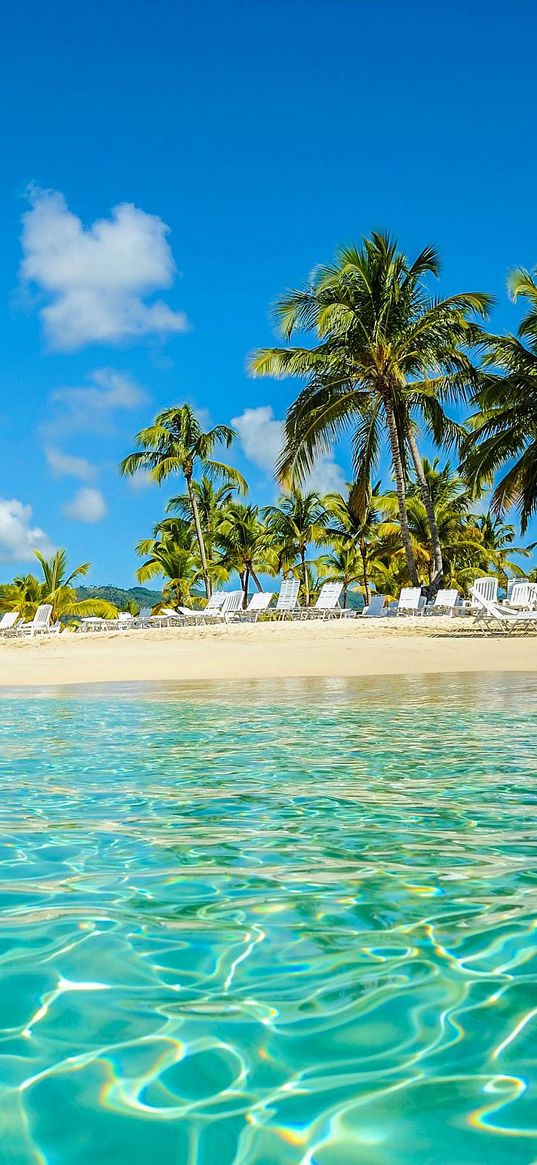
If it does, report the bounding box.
[138,607,151,618]
[275,578,300,610]
[160,608,178,618]
[363,594,386,617]
[33,604,52,627]
[471,577,498,605]
[470,586,502,617]
[221,590,243,615]
[205,592,226,612]
[314,581,343,610]
[433,589,459,608]
[246,591,273,613]
[507,577,528,601]
[0,611,18,630]
[508,582,537,610]
[398,587,422,611]
[118,612,133,622]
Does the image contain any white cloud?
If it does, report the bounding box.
[126,470,157,492]
[0,499,54,563]
[232,405,346,495]
[45,368,147,437]
[62,487,107,523]
[20,187,189,350]
[45,446,97,482]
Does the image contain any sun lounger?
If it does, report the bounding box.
[396,587,426,616]
[233,592,273,622]
[301,581,352,619]
[0,611,19,635]
[425,589,461,616]
[274,578,300,619]
[17,604,59,637]
[361,594,386,618]
[470,586,537,633]
[503,582,537,611]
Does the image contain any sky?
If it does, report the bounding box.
[0,0,536,586]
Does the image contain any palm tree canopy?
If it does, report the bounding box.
[120,403,248,491]
[249,232,491,491]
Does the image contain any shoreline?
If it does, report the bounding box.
[2,619,537,688]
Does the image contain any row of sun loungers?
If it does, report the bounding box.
[1,576,536,637]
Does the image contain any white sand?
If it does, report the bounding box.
[1,618,535,687]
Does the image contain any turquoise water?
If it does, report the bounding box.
[1,674,537,1164]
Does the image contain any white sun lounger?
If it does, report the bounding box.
[503,582,537,611]
[396,587,426,616]
[425,589,461,616]
[233,592,273,622]
[362,594,386,618]
[0,611,19,635]
[506,577,529,603]
[469,577,499,608]
[274,578,300,619]
[470,586,537,634]
[18,604,59,637]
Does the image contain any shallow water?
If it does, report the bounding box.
[1,674,537,1163]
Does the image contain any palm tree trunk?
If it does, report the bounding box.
[242,567,250,608]
[186,474,211,599]
[405,427,443,596]
[251,568,263,592]
[383,396,419,586]
[360,541,371,605]
[301,550,309,605]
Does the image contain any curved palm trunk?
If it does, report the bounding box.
[242,567,250,608]
[186,474,212,598]
[300,549,309,605]
[251,568,263,592]
[383,396,419,587]
[405,427,443,597]
[360,540,371,605]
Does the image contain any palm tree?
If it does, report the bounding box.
[318,544,367,608]
[135,528,203,607]
[264,489,327,606]
[323,481,387,604]
[166,477,239,566]
[218,503,277,606]
[250,232,490,592]
[120,404,246,597]
[474,511,533,586]
[461,267,537,532]
[0,551,117,624]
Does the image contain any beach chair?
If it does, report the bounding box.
[233,592,273,622]
[425,589,461,616]
[0,611,19,635]
[148,607,185,628]
[184,593,226,621]
[503,582,537,611]
[18,604,57,637]
[274,578,300,619]
[506,577,529,603]
[469,577,499,609]
[470,586,537,634]
[196,591,243,623]
[361,594,386,618]
[304,581,354,619]
[396,587,426,616]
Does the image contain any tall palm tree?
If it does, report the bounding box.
[264,489,327,606]
[461,267,537,532]
[120,404,246,597]
[217,502,276,606]
[250,232,490,592]
[166,476,239,566]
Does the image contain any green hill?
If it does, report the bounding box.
[75,585,162,610]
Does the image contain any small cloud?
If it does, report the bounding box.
[232,405,345,495]
[62,487,107,523]
[45,446,97,482]
[20,186,189,350]
[127,470,157,492]
[44,367,147,438]
[0,498,54,562]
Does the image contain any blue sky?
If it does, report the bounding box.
[0,0,535,586]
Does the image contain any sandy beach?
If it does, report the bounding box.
[1,618,536,687]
